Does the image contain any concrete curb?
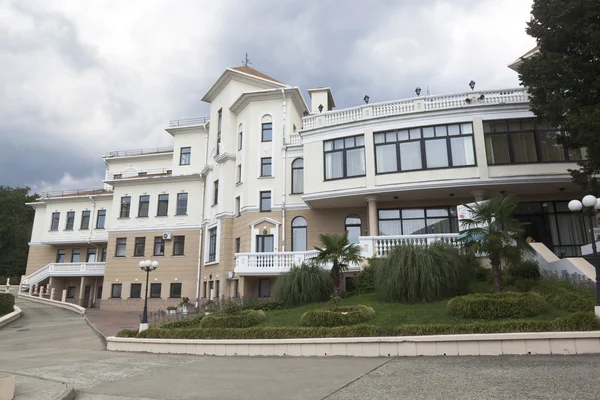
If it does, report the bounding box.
[83,313,107,349]
[17,293,85,314]
[54,384,76,400]
[106,330,600,357]
[0,305,22,328]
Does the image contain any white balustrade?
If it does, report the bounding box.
[287,133,303,146]
[235,250,319,275]
[22,262,106,286]
[302,88,528,130]
[359,234,461,258]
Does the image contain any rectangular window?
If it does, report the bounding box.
[153,236,165,256]
[484,118,583,165]
[138,195,150,217]
[65,211,75,230]
[170,283,182,298]
[180,147,191,165]
[238,130,243,150]
[258,278,271,298]
[237,165,242,183]
[260,191,271,212]
[86,248,96,262]
[202,281,207,298]
[130,283,141,298]
[157,194,169,216]
[96,210,106,229]
[213,180,219,205]
[235,237,240,253]
[256,235,274,252]
[234,279,239,298]
[134,237,145,257]
[208,227,217,262]
[150,283,161,298]
[120,196,131,218]
[217,109,222,155]
[261,157,272,177]
[215,280,220,298]
[80,211,90,230]
[97,286,103,299]
[291,159,304,194]
[111,284,122,298]
[176,193,188,215]
[50,212,60,231]
[56,249,65,263]
[71,248,80,263]
[236,196,241,216]
[66,286,76,299]
[101,247,107,262]
[262,122,272,142]
[377,207,458,236]
[115,238,126,257]
[374,123,475,174]
[324,135,366,180]
[173,236,185,256]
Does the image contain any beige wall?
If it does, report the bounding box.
[26,244,107,275]
[101,229,200,311]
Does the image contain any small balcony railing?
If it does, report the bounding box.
[168,117,210,127]
[359,234,461,258]
[235,250,319,275]
[22,262,106,286]
[103,147,174,158]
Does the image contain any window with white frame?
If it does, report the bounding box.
[260,191,271,212]
[261,158,272,177]
[291,216,307,251]
[208,227,217,262]
[291,158,304,194]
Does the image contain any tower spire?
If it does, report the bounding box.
[242,53,251,67]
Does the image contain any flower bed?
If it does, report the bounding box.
[447,292,547,319]
[200,310,266,329]
[0,293,14,317]
[300,305,375,327]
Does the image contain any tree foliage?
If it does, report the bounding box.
[519,0,600,192]
[0,187,37,279]
[314,232,364,297]
[460,195,529,293]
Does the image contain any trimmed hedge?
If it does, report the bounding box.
[200,310,265,329]
[122,313,600,339]
[117,329,139,338]
[161,316,204,329]
[300,305,376,327]
[0,293,15,317]
[532,282,595,312]
[447,292,547,319]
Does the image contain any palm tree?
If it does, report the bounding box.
[459,195,528,292]
[313,232,364,297]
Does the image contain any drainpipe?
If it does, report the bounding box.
[87,196,99,257]
[195,124,210,308]
[280,89,288,252]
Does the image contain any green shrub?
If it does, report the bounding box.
[200,310,265,328]
[0,293,15,316]
[300,305,376,327]
[116,329,139,338]
[532,280,595,312]
[161,316,204,329]
[447,292,547,319]
[132,313,600,339]
[375,242,469,303]
[507,260,541,281]
[241,299,284,311]
[468,281,494,294]
[514,278,538,292]
[353,262,376,294]
[273,263,333,307]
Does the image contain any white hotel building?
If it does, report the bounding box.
[22,57,593,311]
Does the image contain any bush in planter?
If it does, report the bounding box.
[375,242,469,303]
[532,280,595,312]
[0,293,14,316]
[447,292,547,319]
[273,263,333,307]
[161,316,204,329]
[200,309,266,328]
[300,305,375,327]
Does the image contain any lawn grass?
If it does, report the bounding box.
[256,292,569,328]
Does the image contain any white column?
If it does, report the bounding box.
[366,195,378,237]
[50,288,56,300]
[79,276,86,307]
[61,289,67,302]
[471,190,486,202]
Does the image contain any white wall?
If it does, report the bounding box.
[105,153,174,176]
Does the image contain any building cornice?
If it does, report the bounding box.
[104,173,203,186]
[202,69,287,103]
[229,87,309,116]
[107,225,201,233]
[214,152,236,164]
[29,238,108,246]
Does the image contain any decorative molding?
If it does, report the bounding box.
[202,69,286,103]
[230,87,309,116]
[214,152,236,164]
[248,216,281,228]
[107,225,201,233]
[105,173,202,186]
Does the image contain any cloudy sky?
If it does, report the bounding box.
[0,0,536,193]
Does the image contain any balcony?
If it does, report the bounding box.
[22,262,106,286]
[103,147,174,158]
[168,117,210,128]
[302,88,528,130]
[359,234,462,258]
[38,188,112,199]
[107,168,173,180]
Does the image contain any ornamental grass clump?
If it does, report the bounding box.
[273,262,333,307]
[375,242,468,303]
[447,292,547,319]
[200,309,265,329]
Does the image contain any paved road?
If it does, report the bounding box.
[1,299,599,399]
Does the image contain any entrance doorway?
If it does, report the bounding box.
[83,285,91,308]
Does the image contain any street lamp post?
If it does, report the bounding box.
[568,195,600,316]
[138,260,159,332]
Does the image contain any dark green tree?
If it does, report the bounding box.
[0,187,37,279]
[519,0,600,192]
[313,232,364,297]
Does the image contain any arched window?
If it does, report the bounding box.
[291,158,304,194]
[345,215,362,244]
[291,217,307,251]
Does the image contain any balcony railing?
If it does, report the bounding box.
[39,188,112,199]
[104,147,174,158]
[359,234,461,258]
[235,250,319,275]
[302,88,528,130]
[287,133,302,146]
[168,117,210,127]
[107,168,173,180]
[22,262,106,286]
